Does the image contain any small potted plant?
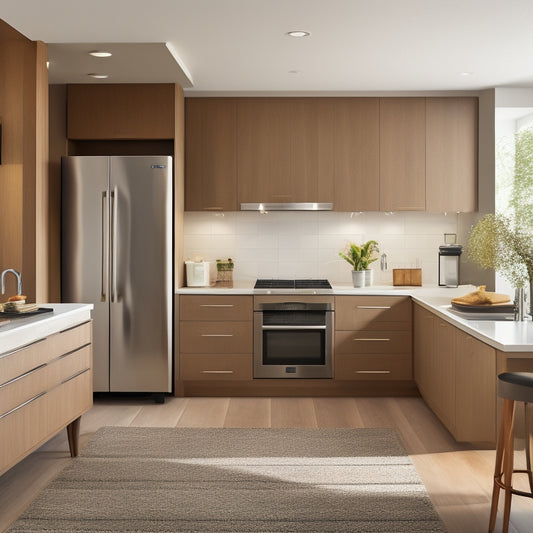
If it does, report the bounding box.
[339,240,379,287]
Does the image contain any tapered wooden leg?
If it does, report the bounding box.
[525,403,533,494]
[66,416,81,457]
[502,400,516,533]
[489,398,515,533]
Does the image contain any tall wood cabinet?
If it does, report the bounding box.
[379,98,426,211]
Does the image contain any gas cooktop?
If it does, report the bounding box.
[254,279,332,290]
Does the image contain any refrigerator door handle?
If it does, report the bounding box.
[111,186,118,303]
[101,191,108,302]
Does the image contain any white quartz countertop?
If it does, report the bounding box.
[0,303,93,354]
[176,283,533,352]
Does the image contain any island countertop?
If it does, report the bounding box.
[0,303,93,354]
[176,283,533,352]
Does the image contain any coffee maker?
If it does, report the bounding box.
[438,234,462,287]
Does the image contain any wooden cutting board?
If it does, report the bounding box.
[393,268,422,286]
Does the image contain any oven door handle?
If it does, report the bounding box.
[261,325,327,330]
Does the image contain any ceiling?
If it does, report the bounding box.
[2,0,533,94]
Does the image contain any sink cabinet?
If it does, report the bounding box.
[0,321,93,476]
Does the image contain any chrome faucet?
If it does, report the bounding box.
[380,253,388,271]
[1,269,22,296]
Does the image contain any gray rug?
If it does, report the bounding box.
[9,427,446,532]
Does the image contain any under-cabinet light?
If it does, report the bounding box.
[89,51,112,58]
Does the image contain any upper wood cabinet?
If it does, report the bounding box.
[185,98,237,211]
[67,84,175,140]
[328,98,380,211]
[379,98,426,212]
[426,97,478,213]
[237,98,323,203]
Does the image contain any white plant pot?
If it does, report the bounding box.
[364,269,373,287]
[351,270,366,288]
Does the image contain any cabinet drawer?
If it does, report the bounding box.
[181,354,252,380]
[0,322,92,385]
[335,354,412,380]
[0,345,92,417]
[180,295,253,321]
[335,330,411,354]
[335,296,411,330]
[179,321,252,353]
[0,369,92,475]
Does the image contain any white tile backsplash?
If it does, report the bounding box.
[183,211,459,284]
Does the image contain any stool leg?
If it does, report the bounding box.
[525,403,533,494]
[489,398,515,533]
[502,399,516,533]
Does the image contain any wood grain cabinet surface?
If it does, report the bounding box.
[185,98,238,211]
[178,295,253,382]
[334,296,413,381]
[413,303,496,444]
[67,84,175,140]
[0,321,93,476]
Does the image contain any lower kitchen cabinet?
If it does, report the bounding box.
[178,295,253,386]
[334,296,413,381]
[413,303,496,443]
[0,321,93,476]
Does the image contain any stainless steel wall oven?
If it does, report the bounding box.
[253,297,334,378]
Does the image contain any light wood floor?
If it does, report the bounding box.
[1,396,532,532]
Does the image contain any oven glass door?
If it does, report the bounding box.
[254,310,332,378]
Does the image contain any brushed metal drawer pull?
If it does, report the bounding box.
[262,325,327,330]
[200,334,234,337]
[0,363,47,389]
[353,338,391,342]
[0,391,47,420]
[201,370,234,374]
[199,304,234,308]
[0,337,47,360]
[356,306,392,309]
[356,370,392,374]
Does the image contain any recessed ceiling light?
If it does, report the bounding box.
[286,31,310,38]
[459,71,473,76]
[87,73,109,79]
[288,70,300,74]
[89,51,112,58]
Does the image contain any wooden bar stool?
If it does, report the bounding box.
[489,372,533,533]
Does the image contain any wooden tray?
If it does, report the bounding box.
[451,301,515,313]
[0,307,53,318]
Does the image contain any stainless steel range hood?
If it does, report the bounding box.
[240,202,333,212]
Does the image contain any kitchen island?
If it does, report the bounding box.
[0,303,93,476]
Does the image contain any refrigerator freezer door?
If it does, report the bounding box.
[62,156,110,391]
[109,156,173,392]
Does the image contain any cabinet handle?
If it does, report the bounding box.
[356,306,392,309]
[0,337,47,360]
[0,363,47,389]
[201,370,234,374]
[199,304,234,308]
[203,206,223,211]
[0,391,47,420]
[262,325,327,330]
[200,334,234,337]
[353,338,391,342]
[356,370,391,374]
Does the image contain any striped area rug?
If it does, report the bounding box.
[9,427,446,532]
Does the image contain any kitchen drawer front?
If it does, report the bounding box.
[335,296,412,330]
[0,345,92,417]
[181,354,252,380]
[0,321,92,385]
[180,295,253,321]
[335,330,412,354]
[179,321,252,353]
[335,354,413,380]
[0,369,92,475]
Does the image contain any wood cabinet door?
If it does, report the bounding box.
[185,98,237,211]
[237,98,293,203]
[413,304,435,397]
[67,84,175,140]
[330,98,380,211]
[379,98,426,211]
[455,328,496,443]
[426,97,478,213]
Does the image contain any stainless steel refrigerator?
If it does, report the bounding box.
[61,156,173,397]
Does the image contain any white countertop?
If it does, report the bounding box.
[176,283,533,352]
[0,303,93,354]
